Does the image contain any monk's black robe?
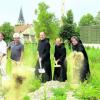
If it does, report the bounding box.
[53,43,67,82]
[72,43,90,82]
[35,38,52,82]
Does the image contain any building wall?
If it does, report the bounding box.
[80,26,100,44]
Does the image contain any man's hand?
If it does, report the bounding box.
[0,54,6,64]
[39,57,42,61]
[55,59,59,65]
[19,59,23,66]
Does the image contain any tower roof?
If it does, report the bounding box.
[18,7,25,25]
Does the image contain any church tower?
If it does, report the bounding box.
[18,7,25,25]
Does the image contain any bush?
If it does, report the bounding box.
[51,87,67,100]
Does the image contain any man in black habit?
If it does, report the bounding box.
[53,38,67,82]
[70,36,90,82]
[35,32,52,82]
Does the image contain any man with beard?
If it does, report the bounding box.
[53,38,67,82]
[35,32,52,82]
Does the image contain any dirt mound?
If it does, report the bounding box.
[29,81,66,100]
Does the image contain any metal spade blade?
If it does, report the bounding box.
[38,57,45,74]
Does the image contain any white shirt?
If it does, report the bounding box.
[0,40,7,55]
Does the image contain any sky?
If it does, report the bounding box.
[0,0,100,25]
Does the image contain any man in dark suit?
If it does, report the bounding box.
[35,32,52,82]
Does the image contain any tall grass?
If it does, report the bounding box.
[74,48,100,99]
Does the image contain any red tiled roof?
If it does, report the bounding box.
[14,24,32,33]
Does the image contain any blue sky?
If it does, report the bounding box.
[0,0,100,25]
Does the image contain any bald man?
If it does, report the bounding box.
[35,32,52,82]
[53,38,67,82]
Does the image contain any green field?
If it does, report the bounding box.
[2,43,100,99]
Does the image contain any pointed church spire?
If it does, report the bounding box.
[18,7,25,25]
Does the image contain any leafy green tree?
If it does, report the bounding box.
[33,2,59,39]
[95,11,100,25]
[0,22,14,43]
[59,10,78,41]
[79,13,95,26]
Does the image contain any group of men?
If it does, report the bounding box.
[34,32,90,83]
[0,32,67,83]
[35,32,67,82]
[0,32,24,78]
[0,31,90,83]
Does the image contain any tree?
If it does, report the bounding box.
[59,10,78,41]
[95,11,100,25]
[0,22,14,43]
[79,13,95,26]
[33,2,59,39]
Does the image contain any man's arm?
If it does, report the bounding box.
[19,44,24,63]
[59,47,66,62]
[42,42,50,60]
[20,51,24,63]
[0,54,6,65]
[0,42,7,64]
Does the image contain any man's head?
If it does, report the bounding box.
[39,32,46,40]
[13,33,20,43]
[0,33,4,41]
[55,38,62,46]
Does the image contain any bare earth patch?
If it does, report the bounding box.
[29,81,66,100]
